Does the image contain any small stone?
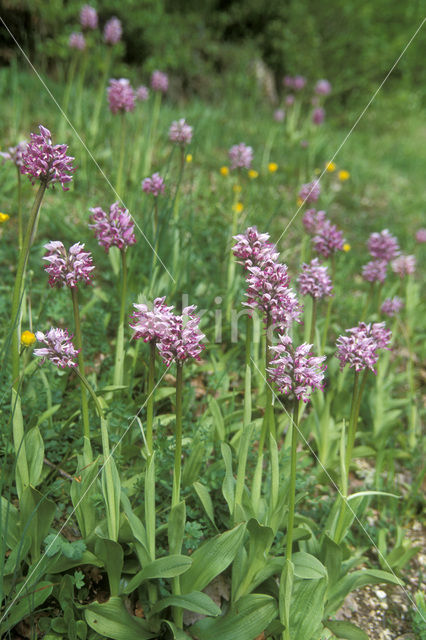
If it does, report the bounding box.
[376,589,387,600]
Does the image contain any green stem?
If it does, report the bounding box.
[17,168,22,252]
[225,195,240,322]
[321,253,336,352]
[245,314,252,367]
[309,296,317,346]
[113,249,127,389]
[116,113,127,196]
[90,47,113,144]
[286,401,300,561]
[146,340,156,456]
[143,91,162,177]
[172,363,183,507]
[74,50,89,129]
[361,282,375,321]
[59,53,78,140]
[10,182,46,391]
[259,314,275,451]
[71,287,92,460]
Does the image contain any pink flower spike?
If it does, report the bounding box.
[367,229,399,262]
[312,220,345,257]
[34,327,79,368]
[43,241,95,288]
[381,296,404,317]
[298,258,333,299]
[142,172,165,197]
[232,226,278,270]
[302,209,326,234]
[20,125,75,190]
[361,259,387,284]
[89,202,136,252]
[229,143,253,170]
[80,5,98,30]
[156,305,205,366]
[136,85,149,101]
[169,119,193,145]
[315,79,332,95]
[299,180,320,204]
[107,79,135,114]
[104,17,122,45]
[268,334,326,403]
[151,70,169,93]
[391,254,416,277]
[312,107,325,125]
[69,32,86,51]
[0,141,27,167]
[130,297,174,343]
[416,228,426,243]
[336,321,391,373]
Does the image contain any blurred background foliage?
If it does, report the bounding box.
[1,0,425,107]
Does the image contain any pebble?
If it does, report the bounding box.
[376,589,387,600]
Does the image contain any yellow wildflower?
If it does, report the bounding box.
[268,162,278,173]
[248,169,259,179]
[21,330,36,347]
[220,166,229,177]
[325,161,336,172]
[233,202,244,214]
[186,153,192,163]
[233,184,242,193]
[0,212,10,223]
[297,197,303,207]
[338,170,350,181]
[343,243,351,252]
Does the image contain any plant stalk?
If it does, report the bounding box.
[172,363,183,507]
[286,401,300,561]
[71,287,92,461]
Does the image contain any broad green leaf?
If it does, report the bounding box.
[150,591,220,616]
[36,404,61,427]
[70,456,99,539]
[326,569,402,616]
[1,497,20,548]
[85,597,155,639]
[101,438,121,541]
[292,552,327,580]
[320,534,342,588]
[121,492,150,564]
[181,522,246,594]
[251,453,263,516]
[290,577,327,640]
[3,536,31,575]
[279,559,294,630]
[182,441,205,487]
[325,620,369,639]
[234,519,274,599]
[95,537,124,597]
[168,501,186,555]
[163,620,193,639]
[47,550,103,574]
[192,594,277,640]
[20,486,56,562]
[193,482,216,527]
[221,442,235,516]
[123,555,192,594]
[208,395,226,441]
[0,581,53,635]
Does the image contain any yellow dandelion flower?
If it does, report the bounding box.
[338,170,350,181]
[0,212,10,223]
[268,162,278,173]
[248,169,259,179]
[297,197,303,207]
[233,202,244,213]
[343,243,351,252]
[233,184,242,193]
[186,153,193,163]
[220,166,229,177]
[325,161,336,172]
[21,330,36,347]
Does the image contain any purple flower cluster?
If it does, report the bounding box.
[89,202,136,252]
[361,259,387,284]
[142,173,165,197]
[367,229,399,262]
[0,141,27,167]
[43,241,95,288]
[315,79,332,96]
[268,334,326,403]
[20,125,75,190]
[232,226,278,270]
[298,258,333,299]
[381,296,404,317]
[312,107,325,125]
[136,85,149,101]
[107,79,135,114]
[244,257,302,328]
[285,94,295,106]
[299,180,320,203]
[130,297,174,343]
[229,143,253,170]
[80,5,98,30]
[391,254,416,277]
[34,328,79,368]
[284,75,306,91]
[69,32,86,51]
[157,306,205,366]
[312,220,345,257]
[169,119,193,145]
[336,322,391,373]
[130,299,205,366]
[302,209,326,234]
[151,70,169,93]
[274,109,285,122]
[416,228,426,243]
[104,17,122,45]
